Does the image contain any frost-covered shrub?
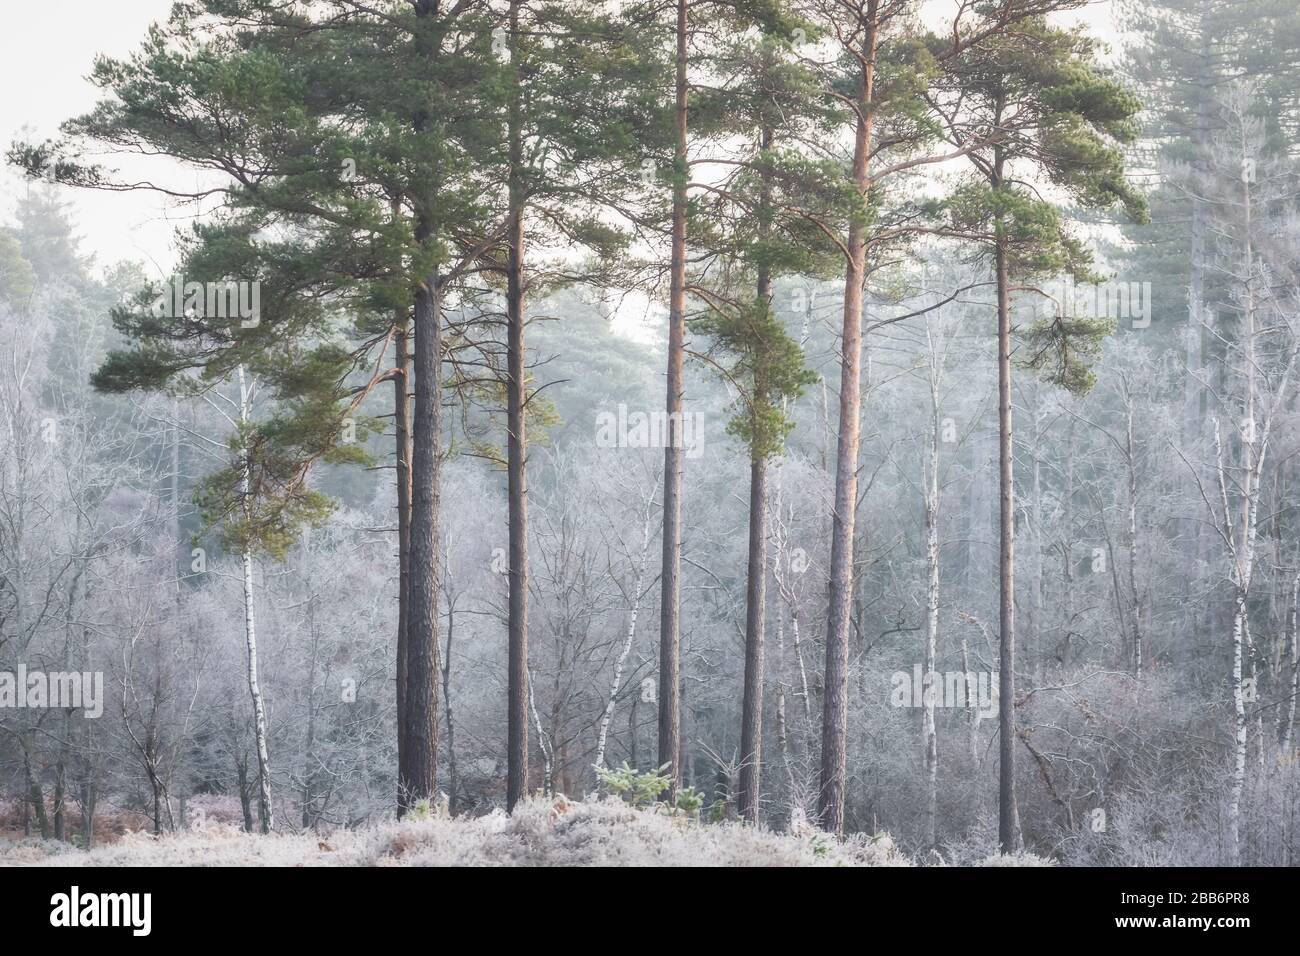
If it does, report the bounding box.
[974,851,1056,867]
[0,796,913,867]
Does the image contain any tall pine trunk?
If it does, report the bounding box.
[738,127,776,825]
[394,192,412,779]
[505,0,531,811]
[993,143,1020,854]
[402,265,443,810]
[394,308,412,787]
[658,0,689,791]
[738,453,769,823]
[819,0,879,835]
[400,0,445,814]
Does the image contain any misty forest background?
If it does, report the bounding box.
[3,0,1300,867]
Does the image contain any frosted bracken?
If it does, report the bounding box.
[1,797,919,867]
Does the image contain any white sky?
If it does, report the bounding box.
[0,0,182,276]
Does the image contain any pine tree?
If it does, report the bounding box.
[926,10,1147,853]
[14,0,510,812]
[686,6,830,824]
[485,0,653,810]
[796,0,1069,835]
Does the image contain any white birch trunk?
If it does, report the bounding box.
[529,671,552,796]
[593,491,655,774]
[238,364,274,833]
[1281,570,1299,756]
[1229,592,1247,864]
[922,372,940,851]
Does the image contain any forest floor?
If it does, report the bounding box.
[0,796,935,866]
[0,797,1061,866]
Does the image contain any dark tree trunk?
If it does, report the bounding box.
[398,0,447,818]
[505,0,531,812]
[24,743,50,839]
[150,770,163,836]
[401,265,443,811]
[819,0,879,836]
[443,594,460,815]
[737,453,768,823]
[53,728,67,841]
[738,140,774,824]
[395,301,412,781]
[658,0,689,792]
[994,143,1021,855]
[80,777,96,849]
[236,754,254,832]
